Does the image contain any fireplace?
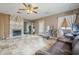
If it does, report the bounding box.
[13,30,21,36]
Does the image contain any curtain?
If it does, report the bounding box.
[58,17,64,37]
[66,14,76,27]
[58,17,64,29]
[58,14,76,30]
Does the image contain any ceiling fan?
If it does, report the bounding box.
[18,3,39,14]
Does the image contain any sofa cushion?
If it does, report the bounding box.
[47,41,71,55]
[72,42,79,55]
[72,35,79,47]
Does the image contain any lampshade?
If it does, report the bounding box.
[62,18,69,28]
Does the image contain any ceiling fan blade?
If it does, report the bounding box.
[33,7,38,9]
[22,3,27,7]
[27,13,30,14]
[17,11,21,14]
[28,4,30,7]
[33,11,38,14]
[19,9,27,10]
[28,4,32,10]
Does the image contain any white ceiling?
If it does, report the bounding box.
[0,3,79,20]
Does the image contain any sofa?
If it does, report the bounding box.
[72,35,79,55]
[35,35,79,55]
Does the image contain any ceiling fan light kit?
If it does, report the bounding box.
[18,3,39,14]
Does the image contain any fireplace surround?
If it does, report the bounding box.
[10,15,24,38]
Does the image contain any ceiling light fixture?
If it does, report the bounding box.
[19,3,39,14]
